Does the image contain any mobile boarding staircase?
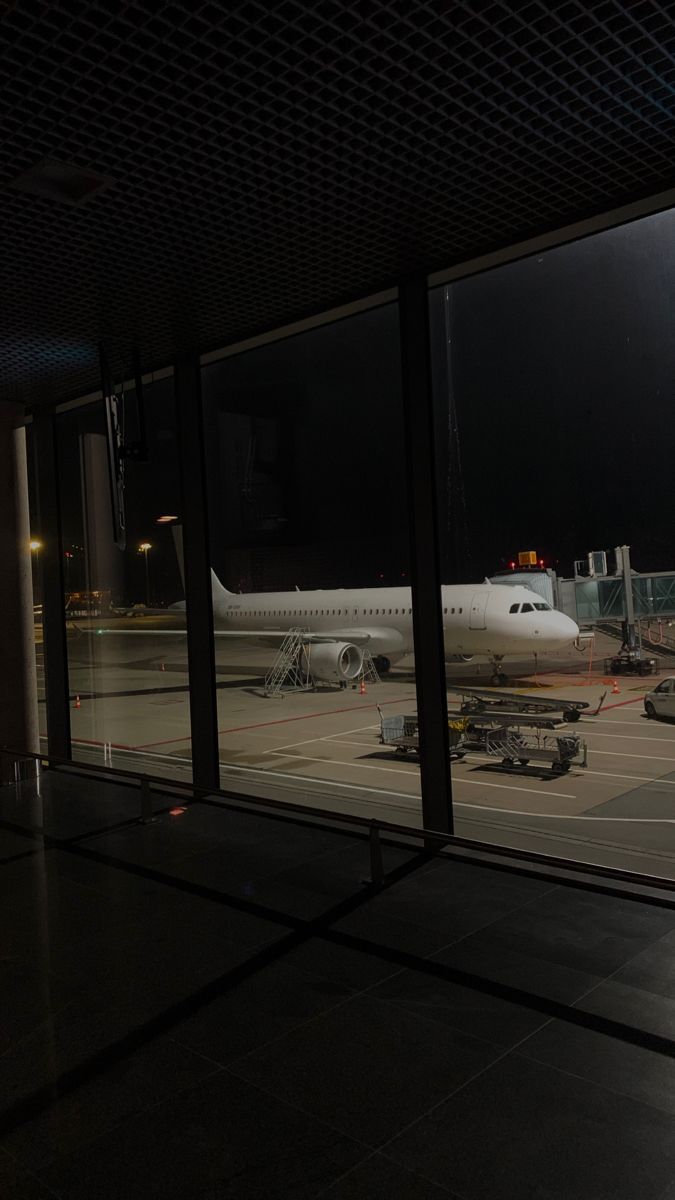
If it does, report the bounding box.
[264,629,380,697]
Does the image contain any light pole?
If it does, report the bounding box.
[139,542,152,607]
[64,549,74,594]
[29,539,42,605]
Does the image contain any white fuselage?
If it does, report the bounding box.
[211,577,579,662]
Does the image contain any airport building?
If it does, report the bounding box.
[2,7,675,1197]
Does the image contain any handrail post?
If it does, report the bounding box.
[367,822,385,887]
[139,777,154,824]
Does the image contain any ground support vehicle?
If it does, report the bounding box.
[446,684,595,723]
[378,709,587,772]
[458,724,587,773]
[606,651,657,676]
[378,713,469,759]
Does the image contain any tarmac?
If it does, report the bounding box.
[34,620,675,880]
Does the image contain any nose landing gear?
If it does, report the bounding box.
[490,656,508,687]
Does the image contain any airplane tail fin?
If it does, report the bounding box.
[210,568,233,599]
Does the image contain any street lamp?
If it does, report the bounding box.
[30,540,42,604]
[138,542,152,607]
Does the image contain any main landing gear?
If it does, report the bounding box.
[490,657,508,687]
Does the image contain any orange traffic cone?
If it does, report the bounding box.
[359,677,366,695]
[74,694,81,709]
[611,679,620,695]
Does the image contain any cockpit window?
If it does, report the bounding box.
[521,602,534,613]
[534,602,551,611]
[509,603,520,613]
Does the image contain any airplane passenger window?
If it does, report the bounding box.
[521,603,533,612]
[451,607,455,614]
[459,607,463,614]
[509,603,520,613]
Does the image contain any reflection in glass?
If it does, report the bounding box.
[55,379,192,781]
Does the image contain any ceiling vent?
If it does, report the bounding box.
[10,158,111,205]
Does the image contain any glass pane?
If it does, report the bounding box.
[56,377,191,781]
[202,302,421,824]
[430,210,675,880]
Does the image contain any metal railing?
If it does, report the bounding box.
[3,745,675,908]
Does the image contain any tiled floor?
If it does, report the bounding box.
[1,770,675,1199]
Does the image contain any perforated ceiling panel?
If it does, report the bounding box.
[2,1,675,407]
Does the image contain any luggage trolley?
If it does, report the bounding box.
[378,710,468,760]
[459,724,587,773]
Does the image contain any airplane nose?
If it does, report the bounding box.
[554,613,579,645]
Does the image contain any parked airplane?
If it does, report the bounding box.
[207,571,579,685]
[96,571,579,685]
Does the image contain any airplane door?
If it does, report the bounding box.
[469,592,488,629]
[352,607,359,625]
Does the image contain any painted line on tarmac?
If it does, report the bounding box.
[590,749,675,762]
[583,717,656,727]
[133,697,413,750]
[269,722,379,754]
[327,738,386,749]
[577,730,675,744]
[581,768,675,787]
[453,806,675,823]
[273,752,576,799]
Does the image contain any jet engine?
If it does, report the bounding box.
[308,642,364,682]
[445,654,474,663]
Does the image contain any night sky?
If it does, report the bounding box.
[49,207,675,603]
[437,206,675,580]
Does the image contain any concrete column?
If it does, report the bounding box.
[0,403,39,782]
[79,432,123,599]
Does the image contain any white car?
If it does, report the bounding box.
[644,677,675,721]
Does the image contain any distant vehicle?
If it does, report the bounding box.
[644,677,675,721]
[109,603,146,617]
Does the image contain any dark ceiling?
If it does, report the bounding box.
[2,0,675,408]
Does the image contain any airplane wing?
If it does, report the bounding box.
[88,626,373,645]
